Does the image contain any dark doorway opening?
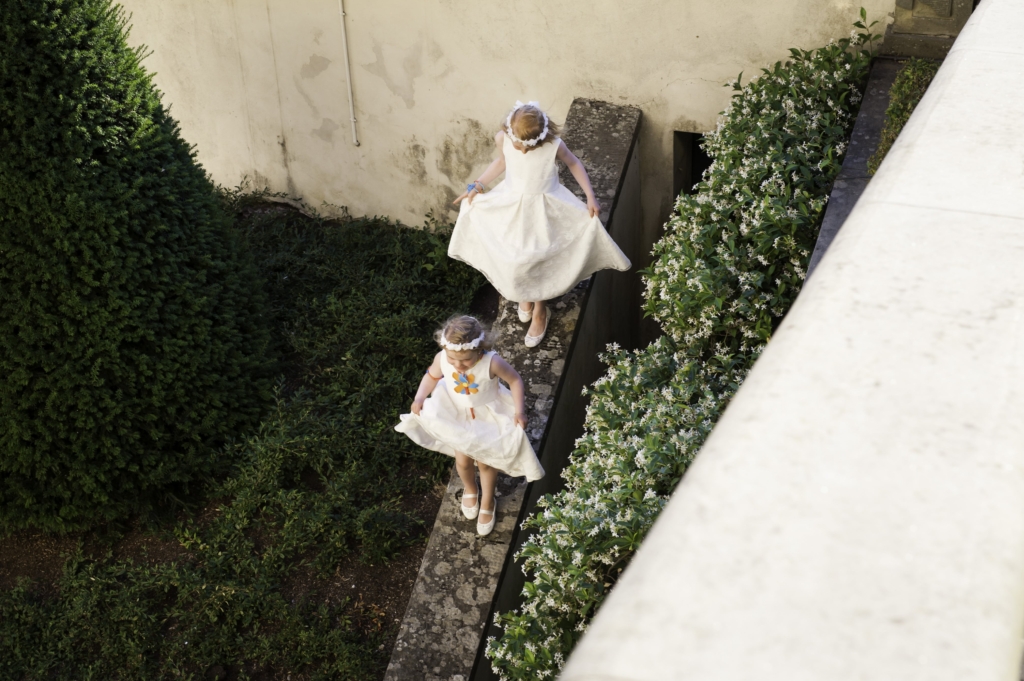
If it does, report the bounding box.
[673,131,713,198]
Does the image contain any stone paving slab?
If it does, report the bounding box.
[384,286,586,681]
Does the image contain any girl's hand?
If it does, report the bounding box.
[557,142,602,218]
[452,183,483,206]
[489,356,528,430]
[411,399,425,415]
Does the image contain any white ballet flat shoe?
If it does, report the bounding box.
[524,312,549,348]
[477,504,496,536]
[461,492,479,520]
[517,303,533,323]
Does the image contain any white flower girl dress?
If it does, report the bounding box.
[395,351,544,481]
[448,134,630,302]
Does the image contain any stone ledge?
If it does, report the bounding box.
[386,98,642,681]
[561,2,1024,678]
[383,287,584,681]
[880,25,954,60]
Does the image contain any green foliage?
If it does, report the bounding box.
[357,502,421,567]
[487,17,878,680]
[867,57,941,175]
[0,198,484,678]
[0,0,273,531]
[1,554,377,680]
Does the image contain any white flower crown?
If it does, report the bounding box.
[505,100,549,148]
[440,331,485,352]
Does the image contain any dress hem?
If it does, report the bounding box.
[447,250,629,303]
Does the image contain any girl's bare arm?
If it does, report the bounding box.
[556,140,601,218]
[489,354,528,428]
[411,352,444,414]
[452,132,507,205]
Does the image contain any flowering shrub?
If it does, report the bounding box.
[487,16,877,679]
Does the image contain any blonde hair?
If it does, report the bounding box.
[503,105,561,148]
[434,315,495,353]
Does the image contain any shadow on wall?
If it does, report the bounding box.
[673,131,712,199]
[435,118,497,220]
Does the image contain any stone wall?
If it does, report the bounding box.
[117,0,894,262]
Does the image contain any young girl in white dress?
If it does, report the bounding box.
[395,315,544,536]
[449,101,631,347]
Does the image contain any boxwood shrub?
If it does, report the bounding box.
[0,202,485,679]
[0,0,273,531]
[486,17,878,679]
[867,57,941,175]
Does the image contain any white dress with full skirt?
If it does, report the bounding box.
[394,351,544,481]
[448,135,631,302]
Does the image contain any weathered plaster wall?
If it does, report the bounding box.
[118,0,893,237]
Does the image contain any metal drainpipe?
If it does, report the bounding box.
[337,0,359,146]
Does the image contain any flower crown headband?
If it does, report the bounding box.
[440,331,485,352]
[505,100,549,148]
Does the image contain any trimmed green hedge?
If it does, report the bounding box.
[486,17,878,680]
[0,199,484,679]
[0,0,272,531]
[867,57,941,175]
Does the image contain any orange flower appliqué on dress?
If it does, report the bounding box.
[452,372,479,395]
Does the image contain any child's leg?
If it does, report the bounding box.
[477,461,499,517]
[454,451,478,506]
[528,300,548,337]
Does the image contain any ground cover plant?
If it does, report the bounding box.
[0,197,484,679]
[0,0,274,532]
[486,15,879,679]
[867,57,941,174]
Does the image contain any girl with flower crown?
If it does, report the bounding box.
[449,101,631,347]
[395,315,543,536]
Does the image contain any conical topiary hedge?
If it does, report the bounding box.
[0,0,273,531]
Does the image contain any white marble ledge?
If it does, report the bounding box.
[861,48,1024,220]
[560,0,1024,678]
[951,0,1024,57]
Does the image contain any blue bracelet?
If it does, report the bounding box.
[467,182,482,192]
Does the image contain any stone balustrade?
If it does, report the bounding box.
[561,1,1024,679]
